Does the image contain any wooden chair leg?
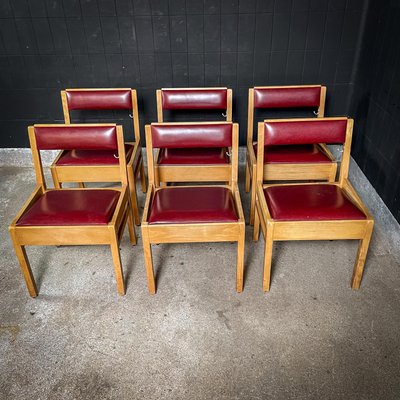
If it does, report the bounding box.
[127,166,141,226]
[50,168,62,189]
[351,221,374,289]
[11,241,38,297]
[245,162,251,193]
[110,234,126,295]
[155,167,160,187]
[139,159,147,193]
[262,222,274,292]
[236,225,245,293]
[126,200,137,246]
[249,165,257,225]
[253,204,260,241]
[329,163,337,182]
[142,229,156,294]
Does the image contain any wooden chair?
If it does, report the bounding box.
[141,122,245,294]
[51,88,146,225]
[155,87,232,184]
[9,124,136,297]
[252,118,374,292]
[246,85,338,225]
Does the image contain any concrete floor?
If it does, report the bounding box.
[1,165,400,400]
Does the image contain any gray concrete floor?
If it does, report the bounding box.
[1,165,400,400]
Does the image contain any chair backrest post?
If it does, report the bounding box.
[145,125,155,187]
[318,86,326,117]
[60,90,71,124]
[256,122,265,185]
[28,126,47,190]
[247,89,255,149]
[156,89,163,122]
[131,89,141,143]
[231,123,239,187]
[116,125,128,186]
[226,89,233,122]
[338,118,354,187]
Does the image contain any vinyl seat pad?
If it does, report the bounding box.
[148,186,238,224]
[264,184,366,221]
[17,190,120,226]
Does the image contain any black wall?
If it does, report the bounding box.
[351,0,400,222]
[0,0,367,147]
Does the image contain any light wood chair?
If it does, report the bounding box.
[155,87,232,184]
[9,124,136,297]
[246,85,338,225]
[252,118,374,292]
[141,122,245,294]
[51,88,146,225]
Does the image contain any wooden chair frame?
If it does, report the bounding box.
[252,118,374,292]
[52,88,146,226]
[141,122,245,294]
[245,85,338,225]
[9,124,136,297]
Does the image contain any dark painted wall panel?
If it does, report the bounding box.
[351,0,400,222]
[0,0,366,150]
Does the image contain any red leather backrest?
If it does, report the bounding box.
[264,119,348,146]
[161,89,228,110]
[254,86,321,109]
[34,125,118,150]
[151,123,232,148]
[65,90,132,110]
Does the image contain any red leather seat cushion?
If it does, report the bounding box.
[253,143,331,163]
[264,184,366,221]
[158,148,228,165]
[148,187,238,224]
[55,144,134,166]
[17,190,120,226]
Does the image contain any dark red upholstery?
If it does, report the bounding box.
[253,143,331,164]
[254,87,321,109]
[17,190,120,226]
[34,125,118,151]
[158,148,228,165]
[151,123,232,148]
[264,184,366,221]
[148,187,238,224]
[161,89,227,110]
[66,90,132,110]
[264,119,347,146]
[56,144,133,166]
